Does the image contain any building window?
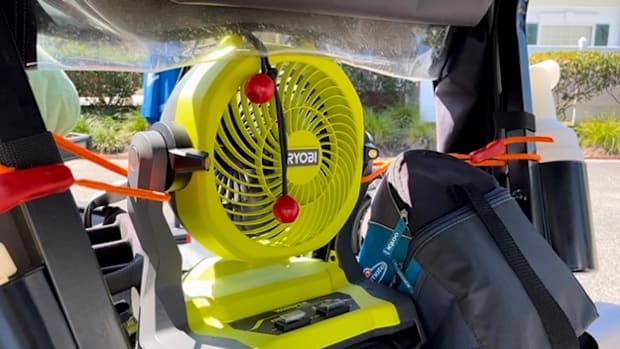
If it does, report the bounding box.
[539,25,593,46]
[526,23,539,45]
[594,24,610,46]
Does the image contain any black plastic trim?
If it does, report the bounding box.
[0,268,77,349]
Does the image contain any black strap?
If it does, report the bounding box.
[494,111,536,132]
[458,183,579,349]
[0,8,48,144]
[579,332,599,349]
[0,132,60,168]
[1,0,37,68]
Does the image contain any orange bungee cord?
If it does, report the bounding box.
[0,133,170,214]
[361,136,554,183]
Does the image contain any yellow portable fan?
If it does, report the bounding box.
[173,49,364,261]
[163,39,413,348]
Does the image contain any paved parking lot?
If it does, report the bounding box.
[574,160,620,304]
[67,158,620,304]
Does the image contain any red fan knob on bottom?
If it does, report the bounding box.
[273,194,300,223]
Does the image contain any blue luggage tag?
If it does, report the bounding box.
[382,212,409,257]
[358,210,421,295]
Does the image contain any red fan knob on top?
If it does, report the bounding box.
[245,73,275,104]
[273,194,300,223]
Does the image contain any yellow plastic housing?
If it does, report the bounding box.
[173,53,364,261]
[183,257,402,349]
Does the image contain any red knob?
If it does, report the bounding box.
[245,73,275,104]
[273,194,300,223]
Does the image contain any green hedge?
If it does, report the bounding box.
[529,51,620,118]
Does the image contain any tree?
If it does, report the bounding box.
[66,71,142,107]
[342,65,418,110]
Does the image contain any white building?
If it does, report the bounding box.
[527,0,620,49]
[527,0,620,121]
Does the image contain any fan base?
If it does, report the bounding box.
[182,257,408,348]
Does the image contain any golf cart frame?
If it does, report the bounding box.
[0,0,603,348]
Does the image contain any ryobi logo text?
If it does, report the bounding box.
[287,149,319,167]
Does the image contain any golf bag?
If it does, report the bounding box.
[358,150,598,349]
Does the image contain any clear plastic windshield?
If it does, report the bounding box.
[34,1,454,80]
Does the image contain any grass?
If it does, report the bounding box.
[73,107,149,154]
[575,114,620,155]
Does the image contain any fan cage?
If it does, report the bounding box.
[213,61,359,248]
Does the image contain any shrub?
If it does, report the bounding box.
[72,108,149,153]
[364,107,397,147]
[574,114,620,155]
[92,126,129,154]
[72,117,90,134]
[124,112,149,133]
[529,51,620,118]
[364,104,435,156]
[66,71,142,107]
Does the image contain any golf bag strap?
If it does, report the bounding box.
[0,10,63,200]
[458,183,579,349]
[1,1,37,66]
[0,8,58,168]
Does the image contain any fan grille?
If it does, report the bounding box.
[213,61,358,248]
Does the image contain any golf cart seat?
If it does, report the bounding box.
[0,1,611,348]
